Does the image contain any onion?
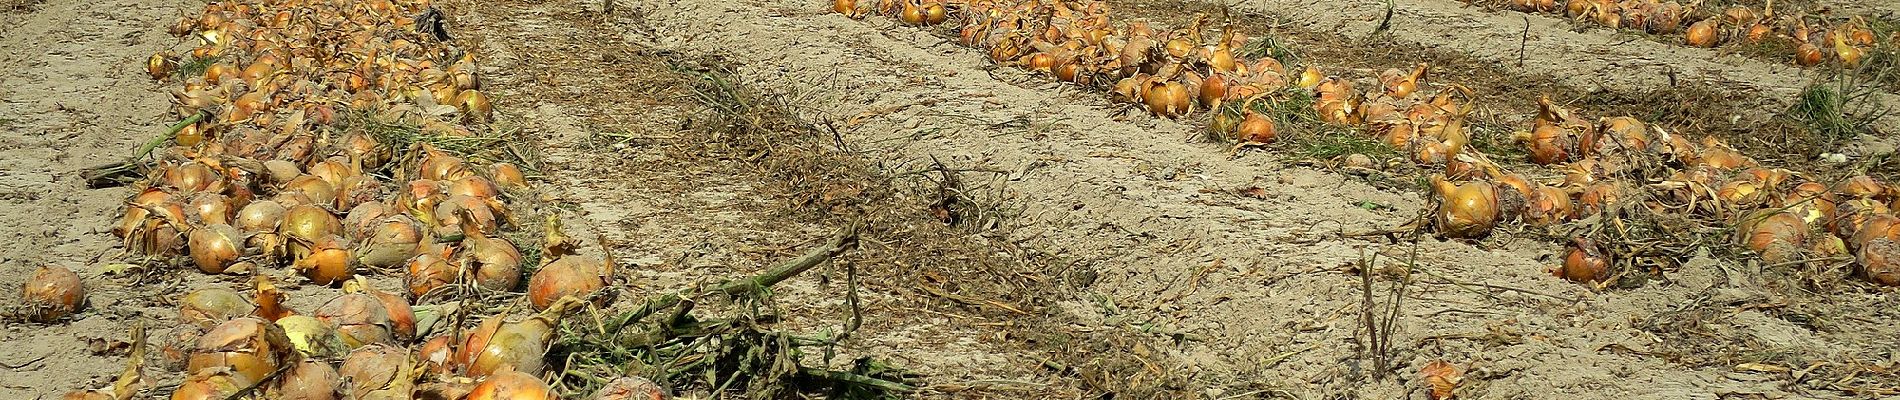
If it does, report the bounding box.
[316,291,393,348]
[1379,63,1426,99]
[339,344,416,398]
[527,256,611,311]
[1577,182,1620,217]
[114,188,171,238]
[457,299,582,378]
[1860,239,1900,286]
[1835,175,1883,198]
[465,233,523,292]
[188,224,247,274]
[171,369,245,400]
[307,159,355,189]
[1558,239,1612,283]
[283,175,338,208]
[357,216,423,268]
[22,266,85,322]
[235,200,287,233]
[355,279,417,341]
[449,176,503,201]
[271,360,340,400]
[187,193,237,226]
[1525,185,1574,226]
[466,370,555,400]
[1686,19,1719,47]
[148,52,178,80]
[1233,111,1277,147]
[263,160,302,185]
[435,195,501,236]
[1833,31,1864,67]
[591,376,668,400]
[418,335,455,375]
[489,163,528,189]
[420,147,472,182]
[343,201,394,239]
[455,89,494,123]
[180,287,255,327]
[187,317,292,387]
[1739,211,1807,263]
[1432,177,1499,239]
[406,253,460,299]
[276,315,348,359]
[1796,42,1824,66]
[164,162,223,194]
[294,236,355,285]
[282,204,342,251]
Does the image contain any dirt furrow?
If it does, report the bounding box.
[611,0,1893,397]
[1219,0,1900,132]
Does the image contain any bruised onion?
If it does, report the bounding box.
[467,370,555,400]
[21,266,84,322]
[1432,177,1499,239]
[527,256,611,311]
[180,287,254,328]
[187,317,293,387]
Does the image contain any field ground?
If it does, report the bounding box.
[2,0,1896,398]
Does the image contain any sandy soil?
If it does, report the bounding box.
[2,0,1895,398]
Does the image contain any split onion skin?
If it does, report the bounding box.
[22,266,85,322]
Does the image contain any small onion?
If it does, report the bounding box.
[1234,111,1276,146]
[179,287,255,328]
[489,163,528,189]
[1559,239,1612,283]
[1685,19,1718,47]
[467,370,555,400]
[527,256,611,311]
[22,266,85,322]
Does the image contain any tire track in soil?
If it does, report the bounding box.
[0,0,193,397]
[612,0,1893,398]
[440,0,1062,396]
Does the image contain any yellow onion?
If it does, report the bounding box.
[293,236,355,286]
[1432,177,1499,239]
[148,52,179,80]
[188,224,246,274]
[187,317,293,387]
[1860,239,1900,286]
[898,1,927,25]
[1835,175,1883,198]
[22,266,85,322]
[1833,31,1864,67]
[1739,211,1807,263]
[306,159,355,189]
[1796,42,1824,66]
[281,204,342,246]
[420,147,472,181]
[180,287,254,328]
[354,279,416,341]
[418,335,455,375]
[1234,111,1276,146]
[171,369,245,400]
[1833,199,1890,242]
[465,233,523,292]
[283,175,338,208]
[406,253,460,299]
[276,315,347,359]
[344,202,395,239]
[339,344,416,398]
[271,360,339,400]
[1783,182,1836,225]
[164,162,223,194]
[1577,182,1620,217]
[922,2,946,24]
[455,89,494,123]
[834,0,864,18]
[185,193,236,226]
[1379,63,1426,99]
[527,256,611,311]
[449,176,502,201]
[456,307,566,378]
[1525,185,1574,226]
[252,276,294,322]
[114,188,171,237]
[263,160,302,185]
[435,195,501,236]
[315,291,393,349]
[1685,19,1719,47]
[489,163,528,189]
[1558,239,1612,283]
[591,376,667,400]
[357,216,423,268]
[467,370,555,400]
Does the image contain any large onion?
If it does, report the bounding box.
[456,300,580,378]
[188,224,247,274]
[465,233,523,292]
[315,291,393,349]
[171,369,245,400]
[22,266,85,322]
[271,360,340,400]
[234,200,287,233]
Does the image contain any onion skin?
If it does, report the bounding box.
[1740,211,1807,264]
[489,163,528,189]
[466,234,524,292]
[467,370,555,400]
[316,292,394,349]
[188,224,247,274]
[22,266,85,322]
[339,344,416,398]
[276,315,348,359]
[592,376,669,400]
[171,369,245,400]
[406,253,460,299]
[457,312,560,378]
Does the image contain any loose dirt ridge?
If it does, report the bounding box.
[2,0,1897,398]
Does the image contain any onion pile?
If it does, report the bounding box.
[1508,0,1886,68]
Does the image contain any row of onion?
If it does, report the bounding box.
[40,0,643,398]
[831,0,1898,287]
[1501,0,1892,67]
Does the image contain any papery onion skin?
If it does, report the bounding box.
[339,344,416,398]
[180,287,255,328]
[171,369,245,400]
[1559,239,1612,283]
[188,224,247,274]
[22,266,85,322]
[186,317,294,387]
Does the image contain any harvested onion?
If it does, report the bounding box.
[467,370,555,400]
[271,360,340,400]
[187,317,293,387]
[527,256,612,311]
[1432,177,1499,239]
[316,291,393,349]
[180,287,255,328]
[22,266,85,322]
[1559,239,1611,283]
